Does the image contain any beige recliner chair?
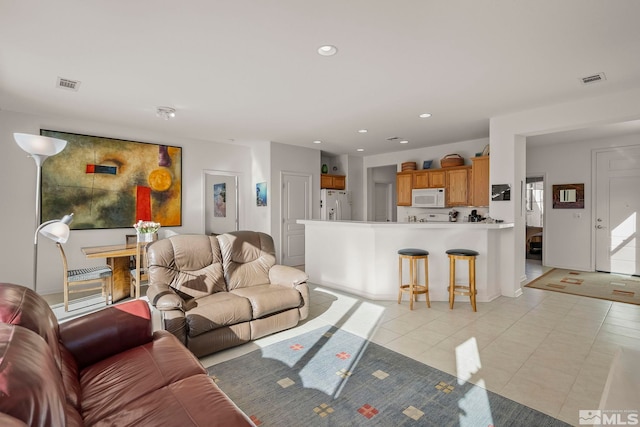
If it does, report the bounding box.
[146,231,309,357]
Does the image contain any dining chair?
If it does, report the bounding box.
[56,243,113,312]
[130,241,150,299]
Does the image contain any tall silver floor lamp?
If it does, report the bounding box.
[14,132,69,291]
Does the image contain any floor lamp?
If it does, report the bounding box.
[14,132,68,291]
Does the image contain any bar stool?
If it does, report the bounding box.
[446,249,479,311]
[397,248,430,310]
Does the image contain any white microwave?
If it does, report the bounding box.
[412,188,445,208]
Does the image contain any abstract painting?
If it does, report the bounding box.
[40,130,182,229]
[213,183,226,217]
[256,182,267,206]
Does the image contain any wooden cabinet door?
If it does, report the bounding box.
[333,175,346,190]
[396,172,413,206]
[446,167,470,206]
[471,156,490,206]
[429,171,446,188]
[321,174,333,188]
[413,171,429,189]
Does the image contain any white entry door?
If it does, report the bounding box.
[281,172,311,266]
[595,146,640,275]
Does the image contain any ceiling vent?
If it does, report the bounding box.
[56,77,81,91]
[386,136,400,141]
[580,73,606,85]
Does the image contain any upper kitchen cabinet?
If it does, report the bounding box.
[321,174,346,190]
[396,171,413,206]
[445,166,471,207]
[471,156,490,206]
[413,170,446,189]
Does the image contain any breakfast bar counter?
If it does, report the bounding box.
[297,220,514,302]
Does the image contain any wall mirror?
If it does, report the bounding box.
[552,183,584,209]
[203,170,239,234]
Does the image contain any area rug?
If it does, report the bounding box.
[525,268,640,305]
[207,326,569,426]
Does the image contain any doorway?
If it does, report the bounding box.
[594,146,640,275]
[525,176,544,262]
[368,165,397,222]
[203,170,239,234]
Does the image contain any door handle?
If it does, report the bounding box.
[596,225,604,229]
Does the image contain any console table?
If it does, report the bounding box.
[81,243,137,303]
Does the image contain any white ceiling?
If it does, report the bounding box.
[2,1,640,156]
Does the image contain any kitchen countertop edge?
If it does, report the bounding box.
[297,220,514,229]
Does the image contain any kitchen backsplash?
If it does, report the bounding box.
[398,206,488,223]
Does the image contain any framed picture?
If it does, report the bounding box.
[552,183,584,209]
[40,130,182,229]
[256,182,267,206]
[213,183,226,217]
[491,184,511,201]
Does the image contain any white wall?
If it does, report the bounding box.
[527,133,640,271]
[0,110,252,295]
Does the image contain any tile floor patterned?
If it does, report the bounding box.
[201,261,640,426]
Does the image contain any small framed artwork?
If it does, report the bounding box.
[553,183,584,209]
[213,183,226,217]
[256,182,267,206]
[491,184,511,201]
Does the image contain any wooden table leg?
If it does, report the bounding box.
[107,256,131,303]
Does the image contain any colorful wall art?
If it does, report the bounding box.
[40,130,182,229]
[214,183,226,217]
[256,182,267,206]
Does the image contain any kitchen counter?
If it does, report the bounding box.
[298,219,515,302]
[298,219,513,229]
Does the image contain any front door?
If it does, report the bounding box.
[595,146,640,275]
[281,172,311,266]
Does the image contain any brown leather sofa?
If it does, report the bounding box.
[0,282,254,427]
[146,231,309,357]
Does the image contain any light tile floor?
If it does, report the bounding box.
[202,261,640,426]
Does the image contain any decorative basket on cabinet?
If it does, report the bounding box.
[440,154,464,168]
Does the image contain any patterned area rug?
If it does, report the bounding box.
[207,326,569,426]
[525,268,640,305]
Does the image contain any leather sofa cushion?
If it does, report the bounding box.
[218,231,276,290]
[79,330,205,425]
[0,324,67,427]
[148,235,226,298]
[0,283,62,371]
[90,374,253,427]
[186,292,252,338]
[231,285,302,318]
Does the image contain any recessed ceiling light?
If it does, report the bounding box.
[317,45,338,56]
[419,113,432,118]
[358,129,368,133]
[313,140,322,144]
[400,140,409,144]
[356,148,364,152]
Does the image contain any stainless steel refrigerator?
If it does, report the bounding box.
[320,189,351,220]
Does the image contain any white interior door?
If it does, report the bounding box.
[595,146,640,275]
[282,172,310,266]
[374,183,391,222]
